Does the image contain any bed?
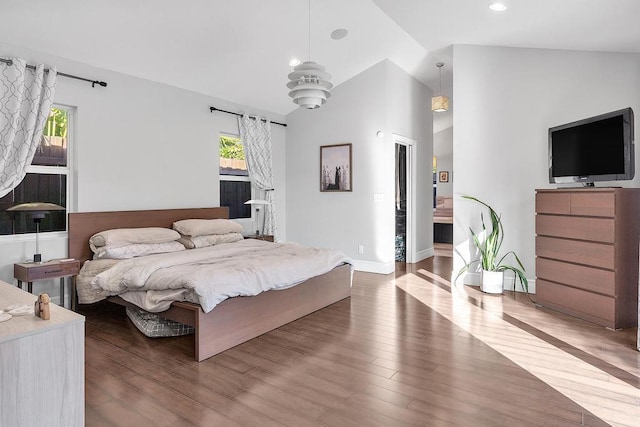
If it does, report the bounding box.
[433,196,453,243]
[68,207,352,361]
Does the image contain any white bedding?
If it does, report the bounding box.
[83,239,351,313]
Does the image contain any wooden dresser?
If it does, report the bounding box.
[535,188,640,329]
[0,281,84,426]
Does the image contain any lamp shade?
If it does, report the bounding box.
[6,202,64,263]
[244,199,272,236]
[7,202,65,218]
[431,95,449,112]
[7,202,65,212]
[244,199,272,205]
[432,62,449,112]
[287,61,333,109]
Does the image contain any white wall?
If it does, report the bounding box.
[385,61,434,263]
[0,43,287,304]
[434,126,453,197]
[286,60,432,273]
[453,44,640,291]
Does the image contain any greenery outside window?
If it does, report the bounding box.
[219,134,251,219]
[0,106,71,236]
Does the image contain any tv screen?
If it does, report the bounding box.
[549,108,634,185]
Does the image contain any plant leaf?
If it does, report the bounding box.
[460,195,529,297]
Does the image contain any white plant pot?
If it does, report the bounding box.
[481,270,504,294]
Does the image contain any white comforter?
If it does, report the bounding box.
[88,239,351,313]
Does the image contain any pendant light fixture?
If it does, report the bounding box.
[287,0,333,109]
[431,62,449,113]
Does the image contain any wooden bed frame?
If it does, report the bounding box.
[68,207,352,361]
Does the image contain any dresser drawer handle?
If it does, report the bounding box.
[45,269,64,274]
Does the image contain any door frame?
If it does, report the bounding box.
[393,134,416,263]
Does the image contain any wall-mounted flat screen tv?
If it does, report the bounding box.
[549,108,634,185]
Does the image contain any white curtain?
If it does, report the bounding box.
[0,58,57,198]
[238,113,277,238]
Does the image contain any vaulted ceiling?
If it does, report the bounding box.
[2,0,639,130]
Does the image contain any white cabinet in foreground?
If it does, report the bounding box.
[0,280,84,427]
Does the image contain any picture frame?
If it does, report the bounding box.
[439,171,449,183]
[320,143,352,192]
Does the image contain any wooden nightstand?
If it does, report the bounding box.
[245,234,274,242]
[14,259,81,310]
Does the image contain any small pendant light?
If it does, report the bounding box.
[431,62,449,113]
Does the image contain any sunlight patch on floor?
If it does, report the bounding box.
[396,271,640,427]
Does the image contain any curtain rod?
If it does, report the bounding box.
[0,57,108,88]
[210,106,287,127]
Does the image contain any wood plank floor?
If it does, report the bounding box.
[80,255,640,426]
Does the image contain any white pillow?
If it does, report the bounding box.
[178,232,244,249]
[90,227,180,248]
[172,219,243,237]
[92,241,185,259]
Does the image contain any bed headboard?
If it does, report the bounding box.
[68,207,229,262]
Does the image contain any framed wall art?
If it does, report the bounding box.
[439,171,449,183]
[320,143,352,192]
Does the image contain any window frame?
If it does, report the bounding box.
[219,132,253,222]
[0,104,74,242]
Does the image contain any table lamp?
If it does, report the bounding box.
[243,199,272,235]
[6,202,65,263]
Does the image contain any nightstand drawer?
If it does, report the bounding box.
[14,260,81,282]
[14,260,82,310]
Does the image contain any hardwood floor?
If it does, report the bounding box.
[81,255,640,426]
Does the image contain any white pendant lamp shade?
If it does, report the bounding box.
[431,95,449,112]
[287,61,333,109]
[288,0,332,109]
[431,62,449,112]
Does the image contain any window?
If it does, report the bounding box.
[0,106,71,236]
[219,134,251,219]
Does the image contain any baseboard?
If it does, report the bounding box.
[453,271,536,294]
[352,247,436,274]
[351,259,395,274]
[504,278,536,294]
[415,247,434,262]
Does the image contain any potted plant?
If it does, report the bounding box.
[456,196,528,295]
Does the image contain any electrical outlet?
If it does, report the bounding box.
[358,245,364,254]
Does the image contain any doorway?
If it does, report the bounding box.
[394,134,416,263]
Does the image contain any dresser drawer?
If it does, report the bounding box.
[536,257,615,296]
[535,236,614,269]
[537,280,615,326]
[570,192,615,217]
[536,192,570,215]
[535,215,615,243]
[535,191,616,217]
